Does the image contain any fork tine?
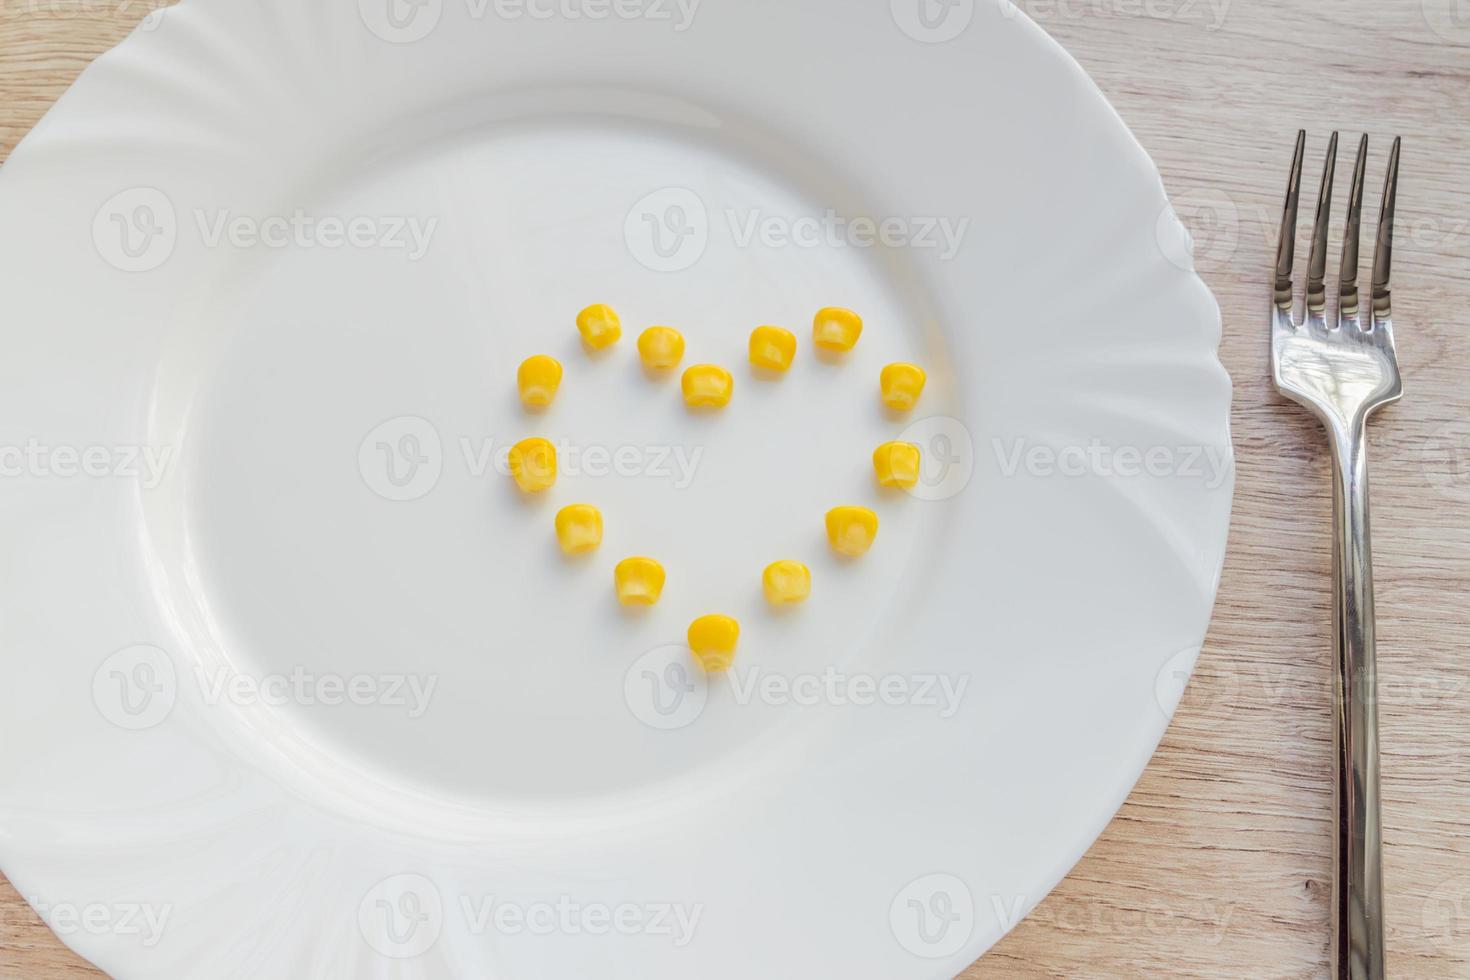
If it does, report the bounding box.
[1371,136,1401,323]
[1338,135,1369,323]
[1274,130,1307,314]
[1305,131,1339,318]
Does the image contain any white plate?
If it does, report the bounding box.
[0,0,1231,976]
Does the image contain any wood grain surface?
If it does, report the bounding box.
[1,1,1467,977]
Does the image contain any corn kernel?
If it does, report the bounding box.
[749,326,797,372]
[687,614,740,672]
[615,557,665,606]
[682,364,734,409]
[577,303,622,350]
[555,505,603,555]
[873,442,922,489]
[813,307,863,352]
[517,355,563,409]
[826,506,879,557]
[637,326,685,371]
[763,561,811,605]
[880,362,927,412]
[508,437,557,493]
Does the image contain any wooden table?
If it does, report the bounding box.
[2,1,1467,976]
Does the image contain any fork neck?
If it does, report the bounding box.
[1325,419,1386,980]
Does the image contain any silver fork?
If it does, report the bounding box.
[1272,130,1402,980]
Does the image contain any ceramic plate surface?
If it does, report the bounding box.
[0,0,1231,976]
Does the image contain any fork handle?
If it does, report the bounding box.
[1329,419,1386,980]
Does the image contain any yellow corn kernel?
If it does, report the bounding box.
[615,557,665,606]
[826,506,879,557]
[682,364,734,409]
[873,441,922,489]
[508,437,557,493]
[517,355,563,409]
[763,561,811,605]
[687,614,740,672]
[880,362,927,412]
[576,303,622,350]
[554,504,603,555]
[813,307,863,352]
[749,325,797,372]
[637,326,685,371]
